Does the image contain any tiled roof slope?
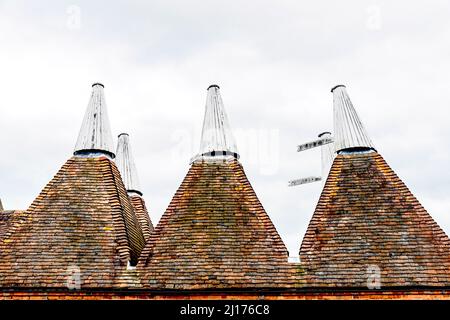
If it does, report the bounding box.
[300,151,450,288]
[0,210,24,241]
[0,156,145,288]
[138,158,302,289]
[129,195,153,241]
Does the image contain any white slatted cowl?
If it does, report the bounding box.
[116,133,142,196]
[74,83,115,158]
[198,85,239,160]
[332,85,375,153]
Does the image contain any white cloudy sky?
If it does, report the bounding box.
[0,0,449,258]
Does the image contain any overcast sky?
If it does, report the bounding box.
[1,0,449,258]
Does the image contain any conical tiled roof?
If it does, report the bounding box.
[137,86,297,289]
[115,133,153,240]
[74,83,115,158]
[0,84,145,289]
[299,86,450,288]
[138,159,298,289]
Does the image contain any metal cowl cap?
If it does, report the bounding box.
[332,85,375,153]
[116,133,142,195]
[197,85,239,160]
[74,83,115,158]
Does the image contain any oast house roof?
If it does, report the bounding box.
[299,86,450,288]
[137,85,301,289]
[0,84,146,289]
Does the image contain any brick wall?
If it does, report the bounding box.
[1,289,450,300]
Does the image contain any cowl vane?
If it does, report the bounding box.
[318,131,335,180]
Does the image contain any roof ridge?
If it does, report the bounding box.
[1,159,73,242]
[299,155,343,260]
[373,154,450,242]
[138,160,197,266]
[232,160,289,256]
[100,158,133,264]
[103,158,146,265]
[129,195,153,241]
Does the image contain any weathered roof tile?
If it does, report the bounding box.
[300,152,450,287]
[0,210,24,241]
[0,156,146,289]
[129,195,153,241]
[138,159,302,289]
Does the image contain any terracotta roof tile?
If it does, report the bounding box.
[0,210,24,241]
[0,156,145,288]
[300,151,450,287]
[129,195,153,241]
[138,159,303,289]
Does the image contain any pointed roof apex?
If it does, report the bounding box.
[332,85,375,153]
[198,85,239,159]
[74,83,115,158]
[116,133,142,195]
